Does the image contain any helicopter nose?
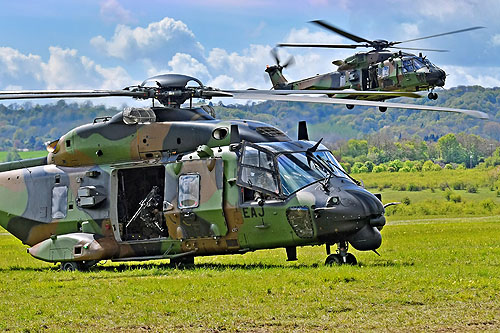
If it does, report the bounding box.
[313,188,386,250]
[426,69,446,87]
[346,189,385,227]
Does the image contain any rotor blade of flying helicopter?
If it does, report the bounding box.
[226,89,423,98]
[391,26,485,45]
[310,20,371,44]
[0,90,150,100]
[387,46,449,52]
[277,43,362,49]
[226,91,489,119]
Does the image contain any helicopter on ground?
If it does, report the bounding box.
[268,20,484,111]
[0,74,488,271]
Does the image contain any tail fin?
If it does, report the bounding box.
[265,65,288,89]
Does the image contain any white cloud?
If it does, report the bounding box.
[0,47,43,84]
[491,34,500,46]
[283,27,344,44]
[41,46,133,89]
[0,46,133,92]
[167,53,211,82]
[400,23,420,39]
[207,45,274,89]
[442,65,500,88]
[90,17,204,63]
[99,0,135,24]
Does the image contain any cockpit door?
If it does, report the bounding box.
[164,158,228,239]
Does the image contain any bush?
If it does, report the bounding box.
[399,166,411,172]
[422,160,436,171]
[444,164,454,170]
[402,196,411,205]
[481,199,494,211]
[364,161,374,172]
[407,183,421,191]
[466,184,478,193]
[450,193,462,203]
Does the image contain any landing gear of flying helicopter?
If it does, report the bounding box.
[428,92,438,100]
[324,242,357,266]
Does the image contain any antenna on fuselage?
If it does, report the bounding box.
[230,124,240,144]
[298,121,309,140]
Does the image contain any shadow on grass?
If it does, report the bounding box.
[0,259,415,273]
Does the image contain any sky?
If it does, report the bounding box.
[0,0,499,106]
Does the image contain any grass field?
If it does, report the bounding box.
[0,151,46,162]
[0,217,499,332]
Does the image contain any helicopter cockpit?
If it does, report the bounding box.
[237,141,349,198]
[401,56,437,73]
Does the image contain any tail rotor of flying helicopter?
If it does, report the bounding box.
[270,47,295,70]
[278,20,484,52]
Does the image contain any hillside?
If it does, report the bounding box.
[215,86,500,143]
[0,86,499,151]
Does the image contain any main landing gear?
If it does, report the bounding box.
[325,241,357,266]
[428,92,438,100]
[60,260,97,271]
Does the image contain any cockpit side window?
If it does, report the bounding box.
[238,143,280,195]
[402,59,415,73]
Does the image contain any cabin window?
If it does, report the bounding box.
[52,186,68,219]
[178,174,200,209]
[378,66,390,78]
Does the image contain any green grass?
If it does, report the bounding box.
[0,150,46,162]
[0,216,499,331]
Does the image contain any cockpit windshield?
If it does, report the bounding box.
[277,152,327,196]
[403,57,435,73]
[277,150,347,196]
[313,151,346,177]
[238,143,349,197]
[412,58,426,70]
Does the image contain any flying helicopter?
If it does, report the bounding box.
[269,20,484,111]
[0,74,488,271]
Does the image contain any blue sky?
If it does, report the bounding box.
[0,0,498,105]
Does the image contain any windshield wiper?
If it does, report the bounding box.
[315,154,362,187]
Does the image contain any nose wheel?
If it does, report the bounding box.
[428,92,438,100]
[325,241,357,265]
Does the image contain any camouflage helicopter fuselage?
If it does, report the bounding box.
[0,106,385,268]
[266,50,446,101]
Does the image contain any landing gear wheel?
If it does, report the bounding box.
[346,104,354,110]
[378,106,387,112]
[170,256,195,267]
[61,262,79,272]
[428,92,438,100]
[325,253,343,266]
[345,253,357,265]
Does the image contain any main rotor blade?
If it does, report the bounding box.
[227,92,489,119]
[277,43,362,49]
[388,46,449,52]
[310,20,371,44]
[226,89,423,98]
[392,26,485,45]
[0,90,149,100]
